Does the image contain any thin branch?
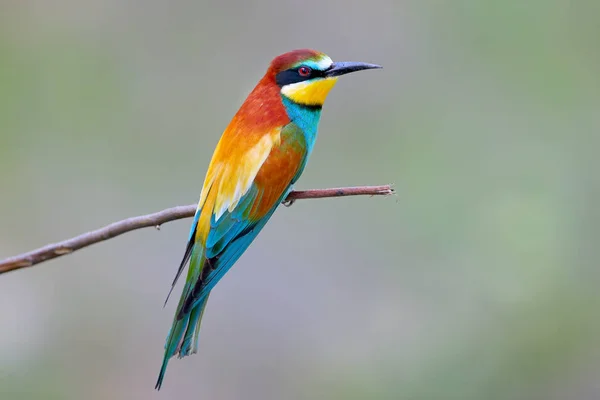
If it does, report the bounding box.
[0,185,394,275]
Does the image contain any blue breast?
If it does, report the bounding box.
[281,96,322,155]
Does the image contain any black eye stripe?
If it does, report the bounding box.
[275,66,326,87]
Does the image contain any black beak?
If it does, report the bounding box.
[324,61,382,77]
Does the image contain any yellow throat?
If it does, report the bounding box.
[280,77,338,106]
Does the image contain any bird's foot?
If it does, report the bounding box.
[282,199,296,207]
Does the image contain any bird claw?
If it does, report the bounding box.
[282,199,296,207]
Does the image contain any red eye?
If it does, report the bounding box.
[298,66,311,77]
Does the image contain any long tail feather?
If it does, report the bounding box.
[155,315,187,390]
[179,293,210,358]
[156,245,207,390]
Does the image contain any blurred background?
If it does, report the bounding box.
[1,1,599,399]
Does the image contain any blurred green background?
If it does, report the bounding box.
[1,1,599,399]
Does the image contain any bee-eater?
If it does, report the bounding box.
[156,49,381,389]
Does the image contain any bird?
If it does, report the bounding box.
[155,49,381,389]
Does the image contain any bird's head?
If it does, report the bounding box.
[269,49,381,108]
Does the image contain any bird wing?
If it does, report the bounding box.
[171,122,308,316]
[163,125,280,305]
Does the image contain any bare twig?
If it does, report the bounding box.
[0,185,394,275]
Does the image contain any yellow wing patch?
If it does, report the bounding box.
[280,77,338,106]
[214,130,280,219]
[194,127,282,242]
